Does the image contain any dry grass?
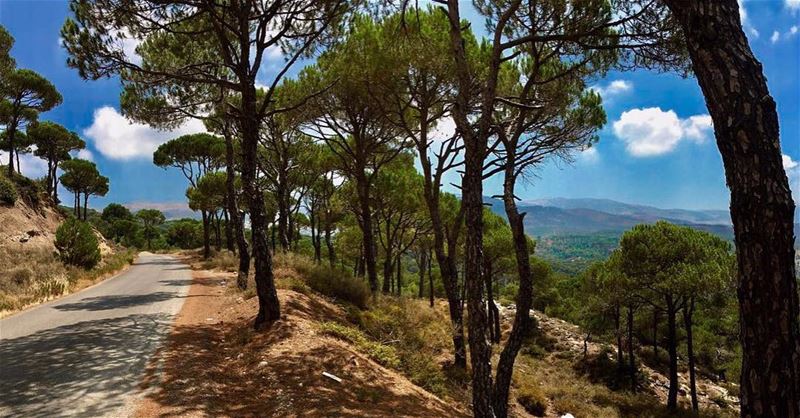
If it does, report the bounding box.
[0,246,136,315]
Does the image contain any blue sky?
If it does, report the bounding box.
[0,0,798,214]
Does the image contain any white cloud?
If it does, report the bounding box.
[738,0,760,39]
[83,106,206,160]
[771,31,781,43]
[592,80,633,100]
[429,116,457,143]
[784,154,800,201]
[0,152,48,179]
[76,149,94,161]
[612,107,714,157]
[783,154,798,170]
[681,115,714,143]
[578,146,600,163]
[788,25,799,38]
[111,29,142,65]
[786,0,800,13]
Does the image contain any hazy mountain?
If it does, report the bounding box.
[483,197,735,239]
[521,197,732,225]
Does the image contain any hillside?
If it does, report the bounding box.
[0,189,63,251]
[136,251,738,418]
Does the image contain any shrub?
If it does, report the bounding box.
[55,219,101,269]
[275,252,370,309]
[517,384,548,416]
[318,321,400,368]
[9,173,41,208]
[0,176,17,205]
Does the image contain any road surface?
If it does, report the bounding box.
[0,253,192,418]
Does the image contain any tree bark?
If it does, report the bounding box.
[240,80,279,328]
[223,130,249,290]
[627,305,636,393]
[616,305,624,375]
[223,206,234,252]
[6,124,16,175]
[324,223,335,266]
[82,193,88,221]
[201,210,211,259]
[276,171,290,251]
[663,2,800,416]
[418,250,426,299]
[355,171,379,293]
[396,254,402,296]
[683,298,698,412]
[428,249,434,308]
[653,308,659,363]
[666,298,679,410]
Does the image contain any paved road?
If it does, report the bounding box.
[0,253,192,418]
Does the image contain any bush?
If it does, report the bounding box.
[9,173,41,208]
[319,321,400,368]
[55,219,101,269]
[0,176,17,205]
[517,384,548,416]
[275,253,370,309]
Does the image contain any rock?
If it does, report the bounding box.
[258,361,268,368]
[561,414,575,418]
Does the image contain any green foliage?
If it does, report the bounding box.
[54,218,101,269]
[0,175,17,204]
[318,321,400,368]
[165,218,203,249]
[59,159,108,216]
[136,209,166,250]
[3,171,42,208]
[276,253,371,309]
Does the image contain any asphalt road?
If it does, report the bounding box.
[0,253,192,418]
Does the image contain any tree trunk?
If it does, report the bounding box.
[396,254,402,296]
[653,308,659,363]
[276,174,290,251]
[418,250,426,299]
[356,171,379,293]
[223,131,249,290]
[666,298,679,410]
[240,81,279,328]
[383,249,393,294]
[6,124,16,175]
[627,305,636,393]
[223,207,234,252]
[213,211,222,251]
[684,298,698,412]
[324,223,335,266]
[616,305,624,375]
[201,210,211,259]
[428,249,434,308]
[82,193,88,221]
[663,2,800,416]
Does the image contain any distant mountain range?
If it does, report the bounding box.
[485,197,738,239]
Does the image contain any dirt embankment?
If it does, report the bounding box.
[0,198,63,251]
[135,267,465,417]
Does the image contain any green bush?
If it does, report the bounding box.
[0,176,17,205]
[9,173,41,208]
[318,321,400,368]
[55,219,101,269]
[275,253,370,309]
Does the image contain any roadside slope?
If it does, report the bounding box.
[136,267,468,417]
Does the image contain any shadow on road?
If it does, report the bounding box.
[0,313,174,417]
[53,292,179,311]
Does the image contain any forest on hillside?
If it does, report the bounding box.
[2,0,798,417]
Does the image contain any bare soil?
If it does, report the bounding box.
[134,267,467,417]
